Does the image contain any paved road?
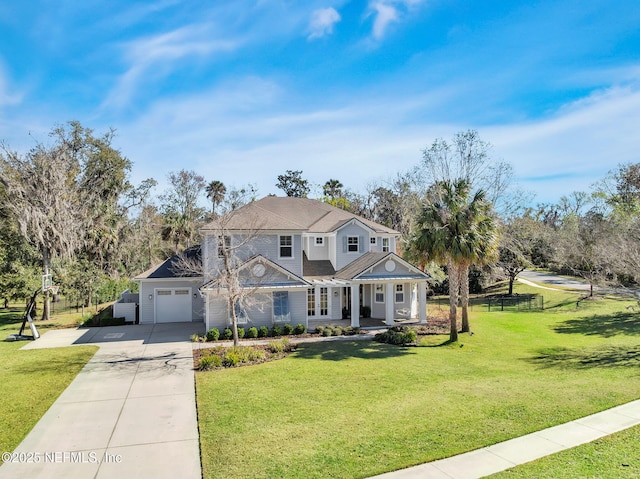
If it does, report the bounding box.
[518,270,593,291]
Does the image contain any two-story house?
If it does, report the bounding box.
[135,196,429,330]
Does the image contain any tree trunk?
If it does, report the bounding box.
[41,246,50,321]
[230,298,239,347]
[508,275,514,295]
[448,259,459,342]
[460,263,470,333]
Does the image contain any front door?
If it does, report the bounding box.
[307,287,330,318]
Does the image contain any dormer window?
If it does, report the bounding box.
[347,236,359,253]
[382,237,390,252]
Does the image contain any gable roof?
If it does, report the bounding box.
[335,252,429,281]
[200,254,310,291]
[200,196,399,235]
[134,245,202,280]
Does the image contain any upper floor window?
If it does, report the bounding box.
[347,236,359,253]
[279,235,293,258]
[315,237,324,246]
[382,237,390,252]
[217,235,231,257]
[370,237,376,244]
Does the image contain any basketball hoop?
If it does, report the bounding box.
[46,285,59,296]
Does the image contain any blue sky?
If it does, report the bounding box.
[1,0,639,204]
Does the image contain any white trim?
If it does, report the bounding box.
[395,284,405,304]
[347,235,359,253]
[278,234,294,259]
[374,284,385,303]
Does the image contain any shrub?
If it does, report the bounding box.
[322,327,332,337]
[206,328,220,342]
[246,327,258,339]
[315,325,325,335]
[282,323,294,335]
[237,327,245,339]
[222,328,233,340]
[332,326,343,336]
[271,325,282,337]
[342,326,353,335]
[258,326,269,338]
[360,305,371,318]
[293,323,306,335]
[268,338,293,354]
[374,326,418,346]
[190,333,201,342]
[223,351,240,367]
[199,355,222,371]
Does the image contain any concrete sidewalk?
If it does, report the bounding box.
[0,323,204,479]
[369,400,640,479]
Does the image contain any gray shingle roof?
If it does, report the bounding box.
[134,245,202,279]
[200,196,399,234]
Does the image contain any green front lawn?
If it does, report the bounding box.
[0,308,97,459]
[489,424,640,478]
[196,286,640,479]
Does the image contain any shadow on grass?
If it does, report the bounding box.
[554,311,640,338]
[526,345,640,370]
[292,340,415,361]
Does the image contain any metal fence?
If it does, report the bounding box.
[433,294,544,311]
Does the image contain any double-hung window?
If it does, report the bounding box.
[375,284,385,303]
[347,236,359,253]
[382,237,390,252]
[395,284,404,303]
[279,235,293,258]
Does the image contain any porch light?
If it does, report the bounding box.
[148,294,153,301]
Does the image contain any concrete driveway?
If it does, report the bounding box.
[0,323,204,479]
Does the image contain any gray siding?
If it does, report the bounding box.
[205,289,307,330]
[335,223,370,271]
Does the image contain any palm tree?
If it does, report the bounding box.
[206,180,226,215]
[407,179,498,341]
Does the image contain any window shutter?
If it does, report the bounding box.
[343,236,347,253]
[359,236,364,253]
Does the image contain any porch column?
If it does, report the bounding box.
[385,282,394,326]
[350,284,360,328]
[418,282,427,324]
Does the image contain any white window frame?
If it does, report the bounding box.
[279,235,293,259]
[382,237,390,252]
[370,237,376,244]
[347,236,359,253]
[229,301,248,325]
[272,291,290,323]
[375,284,385,303]
[307,288,316,317]
[315,237,324,246]
[395,284,405,304]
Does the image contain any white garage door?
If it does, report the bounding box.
[155,288,192,323]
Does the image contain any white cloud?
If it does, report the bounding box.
[367,0,425,40]
[308,7,341,40]
[114,73,640,206]
[102,24,242,111]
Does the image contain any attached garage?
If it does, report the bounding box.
[155,288,193,323]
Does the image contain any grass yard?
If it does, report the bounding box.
[196,284,640,479]
[0,307,97,459]
[489,424,640,478]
